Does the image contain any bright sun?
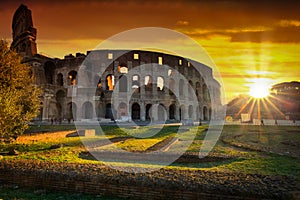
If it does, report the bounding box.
[248,78,271,99]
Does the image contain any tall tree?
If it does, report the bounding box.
[0,40,41,139]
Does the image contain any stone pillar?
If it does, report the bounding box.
[140,102,145,121]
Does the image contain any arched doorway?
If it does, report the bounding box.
[105,103,113,119]
[180,105,185,120]
[145,104,152,120]
[169,104,176,120]
[118,102,127,118]
[57,73,64,86]
[56,90,66,119]
[67,102,77,120]
[82,102,93,119]
[131,103,140,120]
[158,104,166,121]
[188,105,193,119]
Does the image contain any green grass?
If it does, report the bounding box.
[1,124,299,180]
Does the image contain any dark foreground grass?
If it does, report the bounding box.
[0,184,123,200]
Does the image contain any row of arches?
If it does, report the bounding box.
[47,66,208,97]
[79,102,212,121]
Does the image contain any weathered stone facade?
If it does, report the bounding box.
[11,4,222,123]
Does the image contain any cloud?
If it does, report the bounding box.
[278,20,300,27]
[176,20,189,26]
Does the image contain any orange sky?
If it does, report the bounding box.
[1,0,300,103]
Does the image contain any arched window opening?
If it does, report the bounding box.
[132,75,140,93]
[119,75,127,92]
[57,73,64,86]
[169,78,175,95]
[157,76,164,91]
[168,69,173,76]
[106,74,114,90]
[145,75,153,91]
[118,65,128,74]
[44,61,55,84]
[195,82,201,99]
[68,70,77,86]
[188,80,194,97]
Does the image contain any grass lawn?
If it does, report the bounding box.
[0,124,299,180]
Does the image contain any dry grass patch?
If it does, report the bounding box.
[16,131,76,144]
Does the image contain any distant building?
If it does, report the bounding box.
[10,4,222,122]
[270,81,300,120]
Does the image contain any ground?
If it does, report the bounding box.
[0,124,299,199]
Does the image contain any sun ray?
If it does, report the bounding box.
[235,97,253,118]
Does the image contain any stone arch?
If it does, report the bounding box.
[44,61,55,84]
[119,75,127,92]
[169,104,176,120]
[68,70,77,86]
[131,103,140,120]
[145,104,152,120]
[188,105,193,118]
[82,101,93,119]
[57,73,64,86]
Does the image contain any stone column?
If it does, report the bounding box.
[140,102,145,121]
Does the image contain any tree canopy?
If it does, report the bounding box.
[0,40,41,139]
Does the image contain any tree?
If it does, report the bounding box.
[0,40,42,139]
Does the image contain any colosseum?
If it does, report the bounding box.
[11,4,222,123]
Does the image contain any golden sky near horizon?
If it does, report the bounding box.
[1,0,300,103]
